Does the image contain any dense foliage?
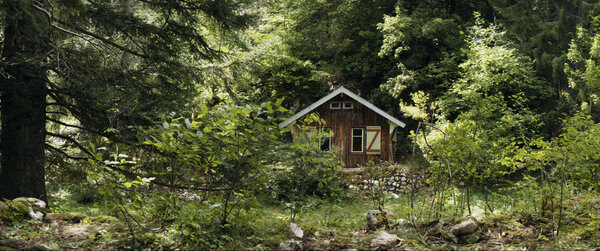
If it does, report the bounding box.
[2,0,600,249]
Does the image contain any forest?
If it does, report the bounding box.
[0,0,599,249]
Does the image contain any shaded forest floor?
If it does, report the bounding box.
[1,192,600,250]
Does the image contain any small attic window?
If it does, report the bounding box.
[330,101,341,109]
[343,101,353,109]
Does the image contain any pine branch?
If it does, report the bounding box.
[46,131,95,158]
[46,111,69,117]
[46,117,97,133]
[45,143,88,161]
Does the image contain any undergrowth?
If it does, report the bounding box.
[2,186,599,249]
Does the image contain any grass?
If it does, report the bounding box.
[47,188,106,216]
[254,186,600,249]
[2,180,599,250]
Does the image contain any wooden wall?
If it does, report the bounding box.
[310,94,394,168]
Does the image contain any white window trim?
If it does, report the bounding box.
[351,128,364,153]
[343,101,353,109]
[330,101,341,109]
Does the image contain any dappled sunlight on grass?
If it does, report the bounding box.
[48,189,106,216]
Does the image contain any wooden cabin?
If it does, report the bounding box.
[279,87,405,168]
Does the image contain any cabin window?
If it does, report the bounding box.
[320,128,332,152]
[351,128,364,153]
[330,101,341,109]
[343,101,353,109]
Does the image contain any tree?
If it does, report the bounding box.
[0,0,252,201]
[488,0,592,99]
[415,16,549,215]
[565,25,600,120]
[0,1,52,201]
[378,0,495,125]
[239,0,399,109]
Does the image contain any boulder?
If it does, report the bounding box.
[396,218,413,228]
[366,209,395,231]
[28,208,44,220]
[278,240,302,251]
[450,217,478,236]
[9,197,47,221]
[289,222,303,239]
[9,199,30,217]
[370,231,403,247]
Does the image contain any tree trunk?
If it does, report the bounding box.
[120,0,135,71]
[0,1,51,202]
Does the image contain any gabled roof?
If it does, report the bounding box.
[278,86,406,128]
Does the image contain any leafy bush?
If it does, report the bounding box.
[268,169,343,202]
[85,100,288,248]
[279,113,343,222]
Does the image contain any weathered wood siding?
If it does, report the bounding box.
[309,94,393,168]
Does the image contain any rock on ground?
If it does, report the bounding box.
[8,197,47,221]
[397,218,413,228]
[451,217,479,236]
[370,231,403,247]
[278,239,302,251]
[289,222,304,239]
[366,209,395,231]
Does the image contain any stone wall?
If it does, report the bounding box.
[336,165,427,195]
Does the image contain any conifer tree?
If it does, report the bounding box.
[0,0,252,201]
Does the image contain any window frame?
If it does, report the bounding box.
[343,101,354,109]
[319,127,332,152]
[350,127,364,153]
[330,101,341,110]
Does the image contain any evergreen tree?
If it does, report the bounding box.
[0,0,252,201]
[378,0,495,124]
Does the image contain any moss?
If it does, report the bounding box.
[88,215,118,223]
[29,203,46,215]
[47,212,87,223]
[464,235,478,244]
[9,199,31,218]
[0,201,10,221]
[438,228,457,243]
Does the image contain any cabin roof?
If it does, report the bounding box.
[278,86,406,128]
